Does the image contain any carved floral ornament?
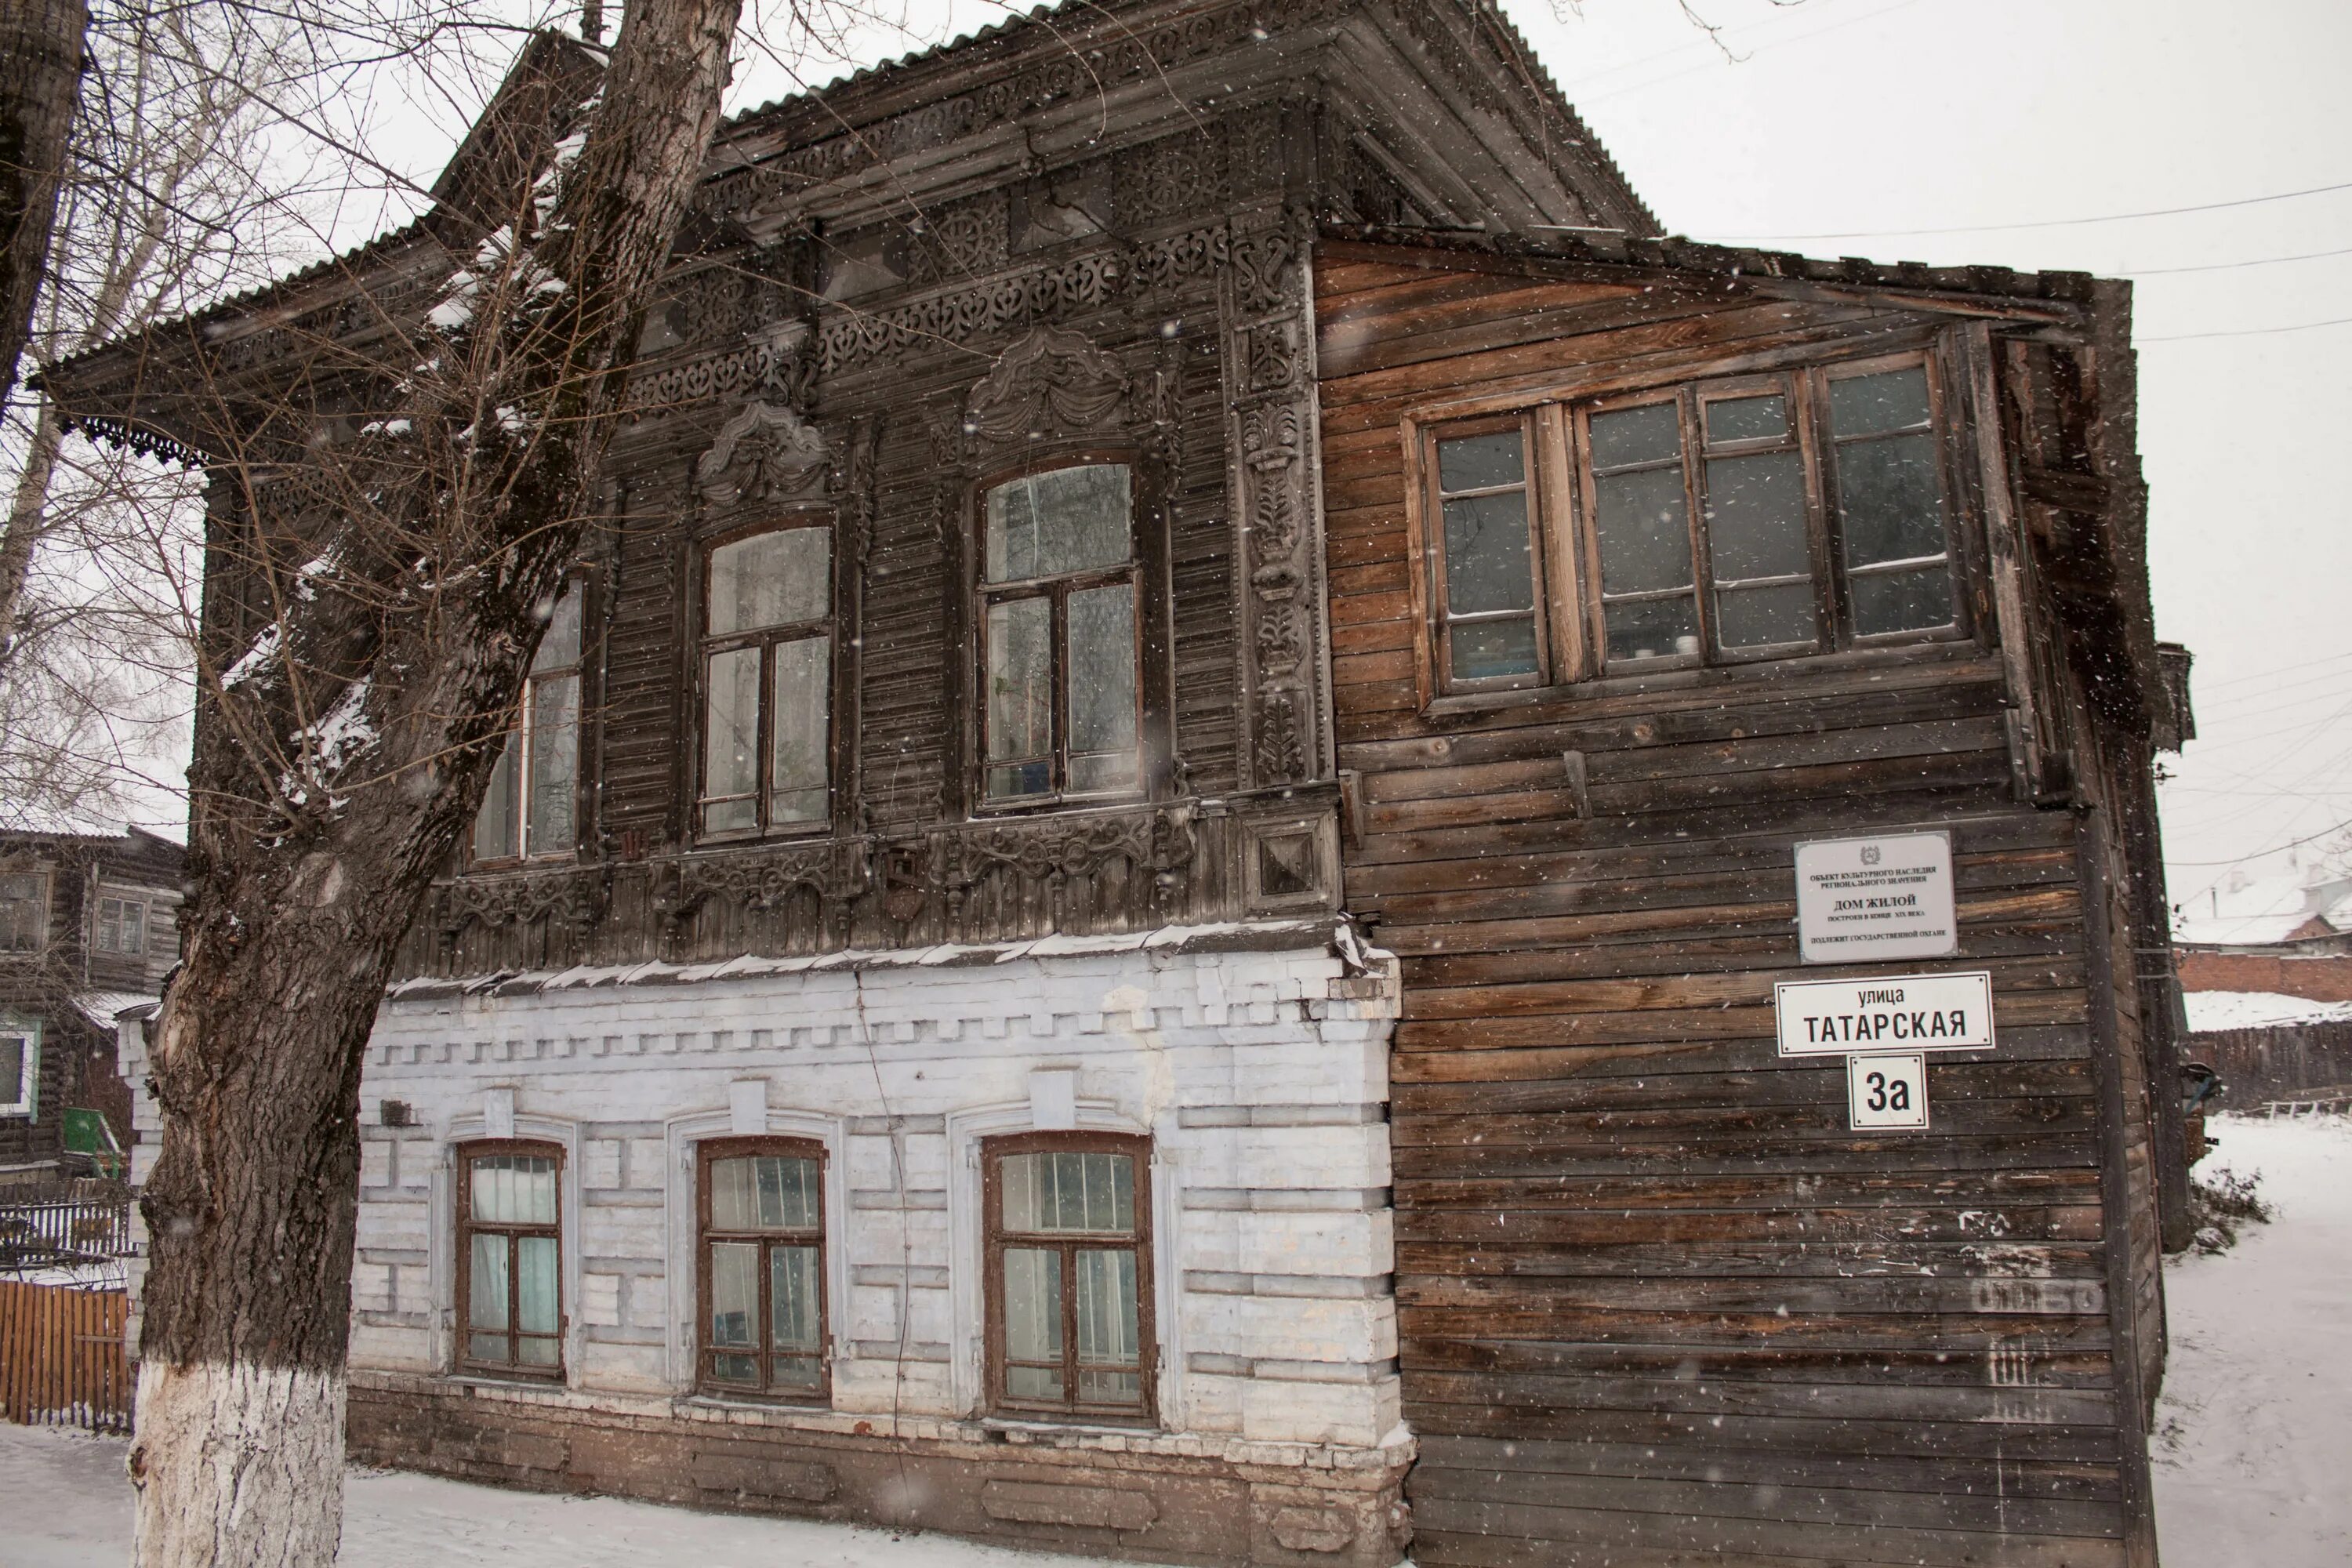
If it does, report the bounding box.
[960,325,1131,450]
[695,397,829,510]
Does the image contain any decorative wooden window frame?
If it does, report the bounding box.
[0,867,49,956]
[0,1014,39,1118]
[981,1129,1157,1426]
[470,573,593,867]
[694,1134,832,1403]
[691,510,840,842]
[93,891,148,956]
[454,1138,567,1381]
[1401,342,1973,708]
[968,452,1150,814]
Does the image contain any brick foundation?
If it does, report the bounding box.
[347,1372,1413,1567]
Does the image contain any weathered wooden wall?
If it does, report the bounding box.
[1315,240,2160,1567]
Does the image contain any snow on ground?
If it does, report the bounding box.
[0,1422,1128,1568]
[5,1118,2347,1566]
[2150,1112,2352,1567]
[2182,989,2352,1033]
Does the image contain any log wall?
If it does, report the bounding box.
[1314,241,2161,1567]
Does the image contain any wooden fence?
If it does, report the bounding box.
[2185,1019,2352,1107]
[0,1280,133,1432]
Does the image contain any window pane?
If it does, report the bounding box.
[771,1245,822,1353]
[516,1236,560,1335]
[1588,402,1680,470]
[120,903,143,955]
[769,635,830,825]
[471,1154,556,1224]
[1450,618,1540,681]
[702,646,761,822]
[1007,1364,1066,1401]
[710,528,829,635]
[1004,1247,1063,1364]
[1436,430,1523,493]
[517,1334,561,1367]
[470,1235,510,1331]
[1830,368,1932,437]
[1850,567,1956,637]
[1005,1151,1135,1234]
[711,1157,756,1232]
[1704,452,1811,582]
[709,1240,759,1348]
[1074,1248,1141,1381]
[533,584,583,673]
[1718,583,1818,650]
[774,1355,825,1392]
[985,596,1052,789]
[1705,394,1788,445]
[1443,492,1535,616]
[1836,431,1948,568]
[0,1037,23,1102]
[711,1352,760,1385]
[1066,583,1138,790]
[474,731,520,860]
[985,466,1131,583]
[757,1156,821,1229]
[528,673,578,855]
[469,1332,511,1363]
[0,875,42,953]
[1603,597,1700,662]
[1594,466,1693,597]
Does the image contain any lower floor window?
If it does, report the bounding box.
[699,1138,828,1399]
[458,1143,563,1375]
[985,1133,1153,1421]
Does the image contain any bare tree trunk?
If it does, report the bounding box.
[0,0,87,403]
[0,392,63,664]
[126,1,744,1561]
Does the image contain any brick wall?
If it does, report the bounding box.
[2176,949,2352,1002]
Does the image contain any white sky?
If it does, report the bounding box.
[285,0,2352,910]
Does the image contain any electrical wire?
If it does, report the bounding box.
[2143,314,2352,343]
[1702,176,2352,243]
[2125,244,2352,278]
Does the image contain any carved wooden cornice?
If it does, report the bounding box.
[934,801,1196,890]
[437,866,608,936]
[662,837,874,917]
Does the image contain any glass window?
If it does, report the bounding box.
[95,896,147,956]
[1826,365,1955,637]
[0,873,46,954]
[458,1145,563,1376]
[0,1022,36,1116]
[474,582,585,862]
[1587,401,1700,665]
[1700,390,1819,655]
[986,1135,1152,1421]
[978,465,1141,804]
[699,524,833,837]
[699,1140,828,1400]
[1428,426,1542,688]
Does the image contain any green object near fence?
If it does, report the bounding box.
[60,1108,125,1176]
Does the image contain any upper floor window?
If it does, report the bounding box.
[0,872,46,954]
[0,1017,36,1117]
[1414,354,1960,695]
[94,895,146,956]
[700,522,831,837]
[457,1142,564,1377]
[474,583,583,862]
[984,1133,1154,1422]
[699,1139,828,1401]
[979,465,1140,804]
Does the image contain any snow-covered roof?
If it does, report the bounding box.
[2183,991,2352,1033]
[73,991,161,1030]
[2175,869,2352,947]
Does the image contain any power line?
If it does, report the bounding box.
[1702,176,2352,243]
[2143,314,2352,343]
[2125,244,2352,278]
[2167,817,2352,868]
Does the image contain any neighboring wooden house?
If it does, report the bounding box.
[52,2,2189,1564]
[0,828,183,1181]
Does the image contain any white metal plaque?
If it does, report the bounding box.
[1794,832,1958,964]
[1847,1053,1929,1130]
[1773,970,1994,1057]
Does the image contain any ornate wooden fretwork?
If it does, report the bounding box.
[436,866,608,945]
[1222,220,1326,788]
[695,398,829,510]
[960,325,1131,448]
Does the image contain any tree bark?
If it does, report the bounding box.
[126,1,744,1561]
[0,0,87,405]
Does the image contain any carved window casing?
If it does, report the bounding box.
[978,462,1143,805]
[984,1132,1156,1424]
[474,579,586,864]
[0,869,48,954]
[93,894,147,955]
[1408,349,1969,699]
[697,1137,829,1402]
[456,1142,565,1378]
[0,1015,38,1118]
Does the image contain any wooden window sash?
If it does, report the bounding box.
[0,869,49,956]
[470,576,589,866]
[1420,411,1552,696]
[1572,387,1708,676]
[973,466,1145,812]
[982,1131,1156,1425]
[1692,372,1831,663]
[455,1141,565,1381]
[695,1137,830,1403]
[1812,350,1967,646]
[695,519,835,841]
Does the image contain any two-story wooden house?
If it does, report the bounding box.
[53,2,2187,1564]
[0,827,183,1181]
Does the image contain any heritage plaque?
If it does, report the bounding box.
[1793,831,1958,964]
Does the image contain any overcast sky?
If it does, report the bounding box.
[312,0,2352,915]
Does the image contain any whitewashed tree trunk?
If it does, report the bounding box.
[129,0,745,1560]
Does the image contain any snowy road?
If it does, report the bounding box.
[5,1113,2347,1566]
[2150,1113,2352,1567]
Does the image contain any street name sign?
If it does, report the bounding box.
[1773,970,1994,1057]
